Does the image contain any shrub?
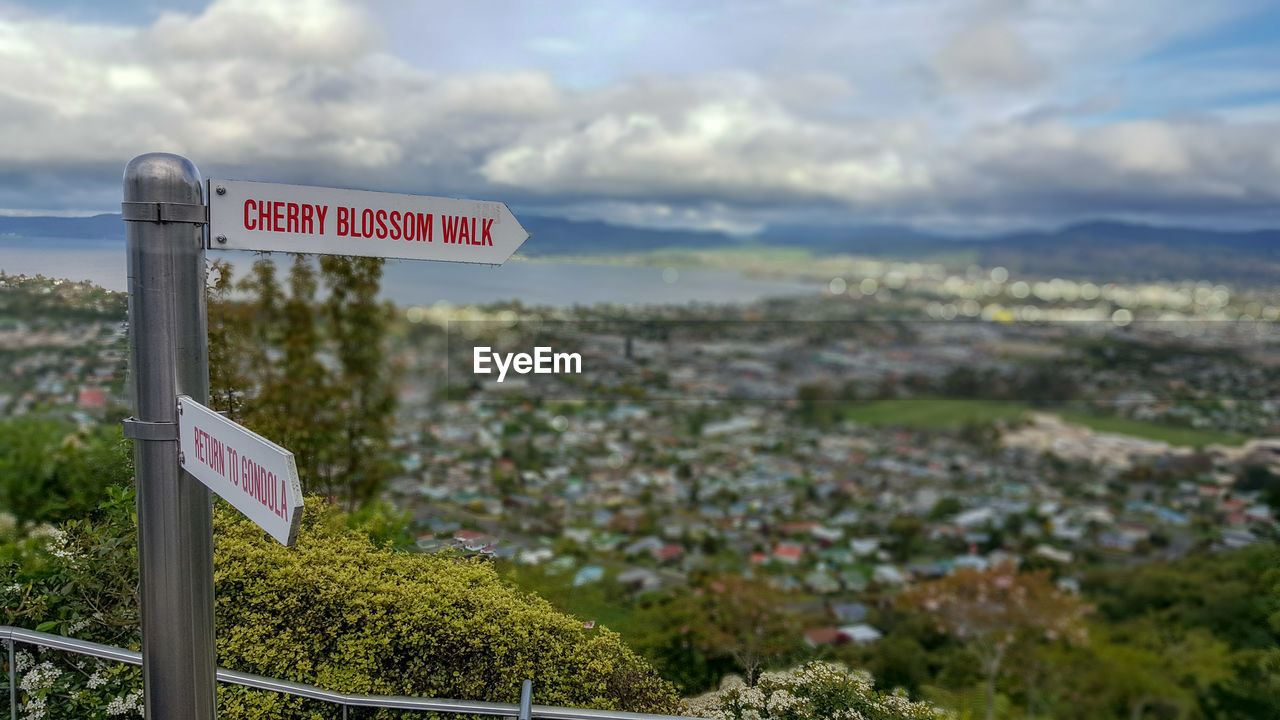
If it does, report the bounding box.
[685,662,952,720]
[215,498,680,716]
[6,492,679,718]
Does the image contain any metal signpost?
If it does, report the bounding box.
[120,153,529,718]
[121,154,218,720]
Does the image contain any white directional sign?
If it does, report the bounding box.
[207,179,529,264]
[177,395,303,546]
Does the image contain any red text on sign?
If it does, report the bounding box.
[335,206,434,242]
[242,200,328,235]
[189,424,290,521]
[441,215,493,246]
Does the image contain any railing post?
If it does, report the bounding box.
[8,638,15,720]
[123,153,217,719]
[518,679,532,720]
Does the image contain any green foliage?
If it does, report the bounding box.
[6,649,143,719]
[897,564,1090,720]
[1236,465,1280,511]
[1081,545,1280,716]
[1050,622,1232,720]
[920,684,1014,720]
[860,633,934,694]
[1084,544,1280,650]
[686,662,952,720]
[869,546,1280,719]
[6,490,679,718]
[4,484,139,638]
[628,585,740,694]
[0,273,126,324]
[886,515,927,562]
[694,575,807,686]
[3,484,143,718]
[0,418,131,525]
[794,383,846,427]
[216,498,679,717]
[345,499,415,548]
[928,497,963,522]
[208,256,399,508]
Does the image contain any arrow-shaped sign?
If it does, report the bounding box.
[207,179,529,264]
[177,396,303,545]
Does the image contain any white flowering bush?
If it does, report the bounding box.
[4,486,147,719]
[8,649,143,719]
[686,662,952,720]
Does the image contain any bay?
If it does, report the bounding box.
[0,237,822,307]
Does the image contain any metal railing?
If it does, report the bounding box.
[2,626,695,720]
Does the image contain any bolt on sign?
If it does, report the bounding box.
[208,179,530,264]
[177,395,303,545]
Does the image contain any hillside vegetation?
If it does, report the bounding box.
[5,493,681,718]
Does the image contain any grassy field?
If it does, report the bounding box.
[844,397,1246,447]
[844,398,1030,428]
[1058,411,1246,448]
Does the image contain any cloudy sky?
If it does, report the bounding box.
[2,0,1279,234]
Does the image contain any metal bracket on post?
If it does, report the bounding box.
[121,417,180,442]
[121,201,207,225]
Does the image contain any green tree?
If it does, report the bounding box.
[630,587,738,694]
[1085,545,1280,650]
[887,514,927,563]
[208,255,398,508]
[0,418,130,525]
[898,564,1090,720]
[1017,366,1076,407]
[1235,464,1280,512]
[943,366,983,398]
[928,497,963,522]
[863,633,933,693]
[1056,623,1231,720]
[795,383,841,427]
[694,574,804,685]
[1082,545,1280,715]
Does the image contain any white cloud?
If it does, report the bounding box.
[482,78,934,207]
[554,200,770,236]
[934,17,1049,92]
[150,0,376,63]
[0,0,1277,232]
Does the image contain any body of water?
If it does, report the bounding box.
[1,237,822,306]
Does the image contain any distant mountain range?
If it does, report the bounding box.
[761,219,1280,285]
[3,213,1278,285]
[0,213,125,240]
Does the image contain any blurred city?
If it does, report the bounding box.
[5,240,1278,716]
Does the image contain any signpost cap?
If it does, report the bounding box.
[124,153,203,204]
